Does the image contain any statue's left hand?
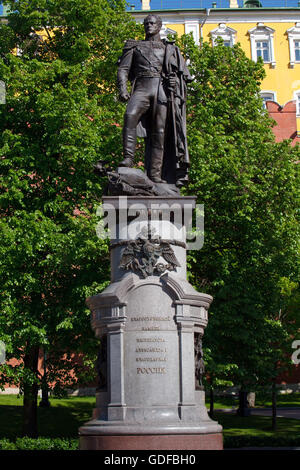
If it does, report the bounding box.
[168,74,176,91]
[119,91,130,102]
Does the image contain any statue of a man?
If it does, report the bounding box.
[117,14,192,188]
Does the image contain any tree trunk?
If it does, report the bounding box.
[237,389,251,417]
[209,387,214,419]
[39,350,50,408]
[272,379,277,431]
[22,346,40,438]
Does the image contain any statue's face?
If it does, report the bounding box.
[144,16,161,37]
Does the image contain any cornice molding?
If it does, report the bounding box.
[209,23,237,46]
[132,10,300,24]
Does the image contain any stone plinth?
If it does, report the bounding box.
[79,196,223,450]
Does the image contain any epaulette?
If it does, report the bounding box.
[123,39,139,49]
[162,38,175,45]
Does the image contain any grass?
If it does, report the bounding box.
[0,395,95,440]
[205,395,239,409]
[0,393,299,445]
[215,412,300,438]
[255,392,300,408]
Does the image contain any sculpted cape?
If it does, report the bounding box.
[117,39,192,187]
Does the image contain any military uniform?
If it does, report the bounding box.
[117,38,192,186]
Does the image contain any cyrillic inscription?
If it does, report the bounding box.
[136,347,166,353]
[134,314,172,375]
[137,367,166,375]
[135,335,168,373]
[141,326,161,331]
[136,337,165,343]
[131,316,171,322]
[136,357,167,362]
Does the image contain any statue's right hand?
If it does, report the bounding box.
[119,92,130,102]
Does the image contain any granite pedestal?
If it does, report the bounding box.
[79,196,223,450]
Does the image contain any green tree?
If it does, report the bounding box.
[0,0,141,437]
[180,36,300,404]
[267,278,300,430]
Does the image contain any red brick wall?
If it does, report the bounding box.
[277,365,300,385]
[266,100,300,146]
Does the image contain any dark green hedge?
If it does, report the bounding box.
[1,436,299,450]
[0,437,78,450]
[224,435,300,449]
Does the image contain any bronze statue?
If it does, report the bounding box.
[117,14,192,188]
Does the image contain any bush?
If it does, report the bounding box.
[0,439,17,450]
[0,437,78,450]
[1,435,300,450]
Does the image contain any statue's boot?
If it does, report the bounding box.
[175,166,189,188]
[119,127,136,167]
[149,133,167,184]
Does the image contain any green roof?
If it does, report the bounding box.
[132,7,300,11]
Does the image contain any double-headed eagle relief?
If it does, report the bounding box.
[119,227,181,278]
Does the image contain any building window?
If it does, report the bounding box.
[294,91,300,116]
[248,23,276,68]
[256,41,270,62]
[294,40,300,62]
[210,23,237,47]
[287,23,300,68]
[160,25,177,40]
[260,91,276,109]
[185,21,200,46]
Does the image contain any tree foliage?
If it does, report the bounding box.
[0,0,142,435]
[179,35,300,389]
[0,1,299,436]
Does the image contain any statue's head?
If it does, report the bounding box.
[143,14,162,37]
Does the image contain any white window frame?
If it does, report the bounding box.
[293,90,300,116]
[248,23,276,68]
[185,21,200,46]
[161,25,177,40]
[295,40,300,62]
[287,23,300,68]
[256,40,271,63]
[210,23,237,47]
[260,91,277,109]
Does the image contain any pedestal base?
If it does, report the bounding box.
[82,197,222,451]
[79,432,223,450]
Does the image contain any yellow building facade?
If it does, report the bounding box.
[132,7,300,138]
